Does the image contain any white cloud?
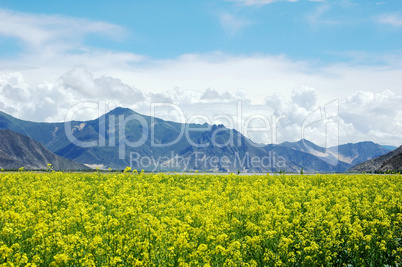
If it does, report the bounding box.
[0,9,143,87]
[61,68,96,97]
[0,9,125,51]
[60,67,144,103]
[0,68,144,122]
[200,88,236,102]
[341,90,402,135]
[376,14,402,27]
[291,86,318,109]
[219,13,252,36]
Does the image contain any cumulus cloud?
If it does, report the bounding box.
[200,88,236,103]
[341,90,402,136]
[61,68,96,97]
[0,72,70,121]
[264,87,328,145]
[61,68,144,103]
[291,86,318,109]
[264,88,402,146]
[0,68,144,122]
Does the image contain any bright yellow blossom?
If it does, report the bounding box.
[0,172,400,266]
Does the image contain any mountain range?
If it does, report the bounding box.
[0,108,393,172]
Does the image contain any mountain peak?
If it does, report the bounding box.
[280,139,325,153]
[106,107,135,116]
[296,139,314,145]
[354,141,376,145]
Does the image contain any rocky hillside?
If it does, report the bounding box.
[0,129,89,170]
[349,146,402,172]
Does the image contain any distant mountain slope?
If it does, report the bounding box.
[0,110,66,149]
[278,139,390,172]
[349,146,402,172]
[279,139,340,166]
[264,144,350,173]
[382,145,397,151]
[280,139,327,155]
[331,141,389,166]
[0,129,88,170]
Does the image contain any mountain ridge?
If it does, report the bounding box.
[0,108,393,172]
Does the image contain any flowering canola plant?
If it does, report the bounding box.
[0,172,401,266]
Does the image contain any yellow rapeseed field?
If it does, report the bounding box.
[0,172,401,266]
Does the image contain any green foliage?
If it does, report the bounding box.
[46,163,54,172]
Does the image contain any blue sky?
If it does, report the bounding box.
[1,0,401,60]
[0,0,401,146]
